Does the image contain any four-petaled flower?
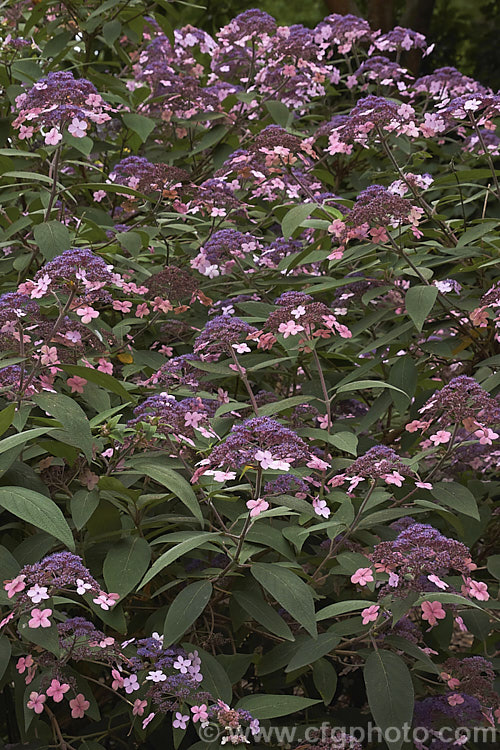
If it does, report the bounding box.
[46,680,70,703]
[27,691,46,714]
[28,608,52,629]
[191,704,209,723]
[421,600,446,627]
[361,605,380,625]
[351,567,374,586]
[69,693,90,719]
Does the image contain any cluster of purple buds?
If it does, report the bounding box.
[314,13,372,55]
[326,95,420,155]
[413,376,500,435]
[191,229,261,278]
[329,445,415,493]
[193,315,258,358]
[195,416,311,482]
[369,26,432,57]
[265,290,352,340]
[128,393,217,446]
[411,67,490,102]
[353,56,412,92]
[21,248,118,301]
[295,726,363,750]
[13,71,112,145]
[109,156,190,197]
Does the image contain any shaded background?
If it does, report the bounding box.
[180,0,500,89]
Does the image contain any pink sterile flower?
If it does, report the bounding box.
[205,470,236,482]
[465,580,490,601]
[361,605,380,625]
[306,455,330,471]
[16,655,34,674]
[0,612,15,629]
[191,704,209,723]
[135,303,150,318]
[67,375,87,394]
[184,411,204,428]
[246,498,269,518]
[173,712,189,730]
[19,125,35,139]
[421,600,446,626]
[68,118,88,138]
[416,481,433,489]
[313,497,330,518]
[428,575,448,590]
[405,420,428,433]
[351,568,374,586]
[69,693,90,719]
[27,584,49,603]
[429,430,452,445]
[133,699,148,716]
[27,691,46,714]
[76,305,99,324]
[93,190,107,202]
[317,414,330,430]
[45,127,62,145]
[151,297,173,313]
[143,712,155,729]
[232,342,251,354]
[93,591,119,610]
[123,675,140,694]
[111,669,124,690]
[474,427,499,445]
[173,656,191,674]
[97,358,113,374]
[5,574,26,598]
[383,470,405,487]
[40,345,59,366]
[278,320,304,338]
[28,608,52,628]
[46,679,70,703]
[113,299,132,313]
[448,694,464,707]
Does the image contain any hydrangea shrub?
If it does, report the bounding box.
[0,2,498,749]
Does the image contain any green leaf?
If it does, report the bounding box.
[102,19,122,45]
[431,482,480,520]
[285,632,340,672]
[251,563,317,637]
[0,636,11,681]
[163,581,212,647]
[139,533,221,588]
[316,600,373,621]
[282,204,315,239]
[487,554,500,579]
[193,647,232,703]
[336,380,408,396]
[33,393,94,461]
[328,431,358,455]
[264,100,291,127]
[364,650,414,750]
[70,489,100,531]
[258,395,314,417]
[122,113,155,143]
[313,658,338,705]
[405,285,438,332]
[0,427,56,455]
[0,487,74,551]
[128,459,203,524]
[33,221,71,260]
[389,358,417,411]
[103,536,151,598]
[235,694,320,719]
[61,364,132,401]
[233,588,295,641]
[0,403,15,437]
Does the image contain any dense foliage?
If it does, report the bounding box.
[0,2,499,749]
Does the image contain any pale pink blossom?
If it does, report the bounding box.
[67,375,87,393]
[191,704,209,723]
[68,118,88,138]
[76,305,99,324]
[45,127,62,145]
[278,320,304,338]
[27,691,46,714]
[351,567,374,586]
[69,693,90,719]
[246,498,269,518]
[133,699,148,716]
[421,600,446,626]
[5,574,26,598]
[143,712,155,729]
[429,430,452,445]
[46,679,70,702]
[361,605,380,625]
[28,607,52,628]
